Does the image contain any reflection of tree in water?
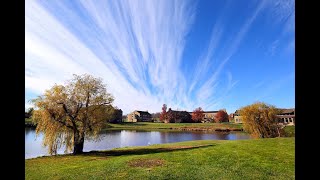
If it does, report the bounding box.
[190,132,204,140]
[231,132,253,140]
[159,131,170,143]
[85,130,122,142]
[25,127,36,136]
[213,132,230,140]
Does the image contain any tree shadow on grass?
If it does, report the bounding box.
[81,144,216,157]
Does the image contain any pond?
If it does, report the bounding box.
[25,127,252,159]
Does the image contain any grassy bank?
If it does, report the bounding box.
[105,122,243,131]
[283,126,295,137]
[26,137,294,180]
[25,118,36,127]
[25,118,32,123]
[25,121,243,131]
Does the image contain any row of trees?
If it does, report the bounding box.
[159,104,229,123]
[25,107,34,118]
[193,107,229,123]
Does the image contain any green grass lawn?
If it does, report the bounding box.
[283,126,295,137]
[25,137,294,180]
[25,118,32,123]
[105,122,243,130]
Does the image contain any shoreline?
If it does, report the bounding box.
[26,122,244,132]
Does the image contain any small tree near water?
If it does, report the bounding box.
[239,102,282,138]
[32,74,114,155]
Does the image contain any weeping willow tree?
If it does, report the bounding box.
[239,102,282,138]
[32,74,114,155]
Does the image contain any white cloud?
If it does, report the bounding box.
[25,0,289,115]
[253,80,265,89]
[25,0,196,114]
[254,73,295,101]
[268,39,280,56]
[188,0,268,111]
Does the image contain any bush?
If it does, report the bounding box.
[239,102,282,138]
[282,126,295,137]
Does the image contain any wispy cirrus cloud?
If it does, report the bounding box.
[25,0,294,114]
[189,0,268,109]
[285,39,295,56]
[265,0,295,57]
[254,73,295,101]
[253,80,266,89]
[268,39,280,56]
[26,0,196,114]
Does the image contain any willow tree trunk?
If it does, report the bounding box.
[73,131,85,154]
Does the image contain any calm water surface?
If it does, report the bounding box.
[25,127,252,159]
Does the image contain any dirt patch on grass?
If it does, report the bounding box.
[128,158,166,168]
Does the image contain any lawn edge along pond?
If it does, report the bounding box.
[26,120,245,132]
[105,122,244,132]
[25,137,295,180]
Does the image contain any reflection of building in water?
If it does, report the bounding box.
[149,131,160,144]
[159,131,170,143]
[190,132,205,140]
[213,132,229,140]
[120,130,158,147]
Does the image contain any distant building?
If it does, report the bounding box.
[188,110,223,123]
[233,110,242,123]
[233,108,295,126]
[203,111,219,123]
[167,108,192,123]
[276,108,295,126]
[127,110,152,122]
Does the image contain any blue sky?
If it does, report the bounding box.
[25,0,295,115]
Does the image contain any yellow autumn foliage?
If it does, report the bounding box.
[239,102,282,138]
[32,74,114,155]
